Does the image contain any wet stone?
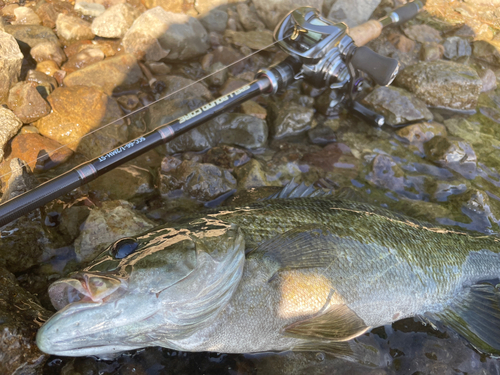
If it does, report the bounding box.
[0,267,51,375]
[0,30,23,103]
[202,145,252,170]
[233,158,281,190]
[123,7,209,62]
[0,107,23,161]
[34,85,127,159]
[55,13,94,43]
[395,60,482,111]
[199,9,228,33]
[88,165,155,203]
[361,86,433,126]
[164,113,268,153]
[91,3,140,38]
[424,136,477,179]
[269,101,315,139]
[12,6,42,25]
[7,81,51,124]
[62,47,105,74]
[74,1,105,17]
[35,2,59,29]
[240,100,267,120]
[3,24,60,48]
[419,42,444,62]
[64,53,144,96]
[30,41,67,66]
[159,159,236,202]
[74,200,156,262]
[442,36,471,59]
[395,122,447,154]
[428,179,469,202]
[307,122,337,145]
[36,60,60,76]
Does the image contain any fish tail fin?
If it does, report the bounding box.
[429,280,500,355]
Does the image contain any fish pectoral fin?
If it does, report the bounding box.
[283,303,370,342]
[430,280,500,355]
[249,225,340,271]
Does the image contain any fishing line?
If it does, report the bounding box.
[1,37,284,182]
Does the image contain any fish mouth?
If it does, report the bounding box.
[48,272,127,310]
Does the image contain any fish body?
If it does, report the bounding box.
[37,197,500,359]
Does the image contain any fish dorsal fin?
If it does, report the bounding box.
[264,179,333,200]
[249,224,340,270]
[284,303,370,342]
[430,281,500,355]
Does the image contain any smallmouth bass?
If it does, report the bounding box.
[36,192,500,362]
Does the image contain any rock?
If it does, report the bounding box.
[202,145,252,170]
[269,101,315,139]
[419,42,444,62]
[307,123,337,145]
[3,24,59,48]
[7,81,51,124]
[61,47,105,74]
[77,0,127,8]
[224,29,274,51]
[443,37,471,59]
[159,158,236,202]
[472,40,500,66]
[429,179,468,202]
[12,6,42,25]
[159,75,212,101]
[25,69,58,94]
[88,165,155,202]
[123,7,209,61]
[56,14,94,43]
[387,33,416,53]
[30,41,67,66]
[74,200,156,262]
[141,0,197,16]
[0,267,51,375]
[424,136,477,179]
[233,158,281,189]
[252,0,323,30]
[396,122,447,153]
[164,113,268,153]
[361,86,433,126]
[199,9,228,33]
[6,133,73,172]
[34,86,127,159]
[0,31,23,104]
[219,77,250,95]
[240,100,267,120]
[64,39,119,59]
[145,61,171,75]
[327,0,381,27]
[64,53,144,95]
[206,61,228,87]
[480,69,497,92]
[35,2,59,29]
[403,24,442,43]
[236,3,266,31]
[395,60,482,111]
[91,3,140,38]
[211,45,247,75]
[0,107,23,161]
[74,1,105,17]
[0,158,39,202]
[36,60,60,76]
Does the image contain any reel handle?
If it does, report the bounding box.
[349,46,399,86]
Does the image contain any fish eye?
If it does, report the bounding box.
[110,238,139,259]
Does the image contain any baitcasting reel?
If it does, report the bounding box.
[258,4,422,125]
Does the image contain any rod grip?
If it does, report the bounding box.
[349,20,383,47]
[350,46,399,86]
[390,0,424,25]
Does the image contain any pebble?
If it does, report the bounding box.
[62,47,105,74]
[123,7,209,61]
[12,6,42,25]
[424,136,477,179]
[199,9,228,33]
[30,41,67,66]
[3,24,59,49]
[7,81,51,124]
[442,36,471,59]
[91,3,140,38]
[403,24,442,43]
[327,0,381,27]
[0,30,23,103]
[74,1,106,17]
[236,3,266,31]
[55,13,95,43]
[233,158,281,189]
[419,42,444,61]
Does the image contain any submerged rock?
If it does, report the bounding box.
[74,200,156,262]
[123,7,209,61]
[361,86,433,126]
[0,30,23,104]
[395,60,482,111]
[233,158,281,189]
[0,266,51,375]
[424,136,477,179]
[269,101,315,139]
[395,121,447,154]
[7,81,51,124]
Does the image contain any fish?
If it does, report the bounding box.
[36,184,500,363]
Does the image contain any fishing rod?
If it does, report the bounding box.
[0,1,424,227]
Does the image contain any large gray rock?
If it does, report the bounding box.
[252,0,323,30]
[0,107,23,161]
[3,24,59,48]
[361,86,433,126]
[327,0,381,27]
[91,3,140,38]
[395,60,482,111]
[123,7,209,61]
[0,31,23,104]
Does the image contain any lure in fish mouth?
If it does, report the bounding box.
[37,193,500,362]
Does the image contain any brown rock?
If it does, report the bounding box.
[142,0,197,16]
[240,100,267,120]
[34,85,127,158]
[403,24,442,43]
[387,33,416,53]
[35,2,59,28]
[0,30,23,104]
[55,13,94,43]
[30,41,67,66]
[7,81,51,123]
[36,60,60,76]
[62,47,105,74]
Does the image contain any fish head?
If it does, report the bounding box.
[37,219,245,356]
